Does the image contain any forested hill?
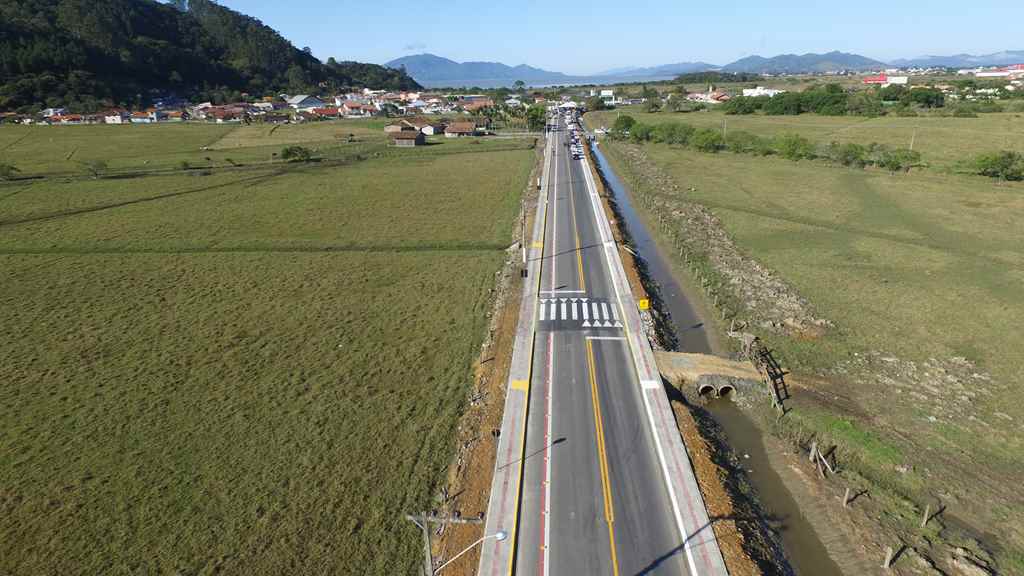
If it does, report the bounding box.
[0,0,421,112]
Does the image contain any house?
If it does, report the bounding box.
[408,117,445,135]
[41,107,67,118]
[312,107,341,119]
[742,87,785,97]
[51,114,84,125]
[462,98,494,112]
[341,101,374,117]
[103,110,130,124]
[445,122,479,138]
[286,94,326,110]
[384,120,419,133]
[392,131,425,147]
[165,110,189,122]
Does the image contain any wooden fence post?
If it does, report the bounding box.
[843,487,851,508]
[921,503,930,528]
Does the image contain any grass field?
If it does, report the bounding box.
[588,107,1024,170]
[589,122,1024,569]
[0,122,535,574]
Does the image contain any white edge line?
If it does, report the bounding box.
[586,336,627,341]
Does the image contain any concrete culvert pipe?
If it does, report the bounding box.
[698,384,716,397]
[716,385,735,399]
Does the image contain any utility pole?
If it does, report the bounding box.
[521,196,528,277]
[405,512,484,576]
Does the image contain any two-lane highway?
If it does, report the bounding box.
[514,116,688,575]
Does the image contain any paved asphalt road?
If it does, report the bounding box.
[514,117,691,576]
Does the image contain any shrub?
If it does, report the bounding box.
[725,130,765,154]
[652,123,695,146]
[722,96,763,115]
[893,105,918,117]
[644,100,662,113]
[281,146,313,162]
[763,92,803,115]
[691,128,725,152]
[81,159,107,178]
[828,141,868,168]
[629,123,654,143]
[876,147,921,173]
[973,151,1024,181]
[179,160,191,171]
[0,163,19,180]
[611,114,636,138]
[774,133,815,160]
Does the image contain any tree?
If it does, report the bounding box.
[526,105,546,131]
[513,80,526,91]
[644,100,661,113]
[846,91,883,117]
[827,141,867,167]
[585,96,606,111]
[908,88,944,108]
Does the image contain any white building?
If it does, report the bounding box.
[742,86,786,97]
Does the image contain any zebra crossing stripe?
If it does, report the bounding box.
[601,302,610,321]
[591,302,600,320]
[572,301,578,320]
[540,301,547,321]
[561,302,567,320]
[582,302,589,321]
[610,305,623,328]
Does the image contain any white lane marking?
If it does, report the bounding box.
[540,290,586,294]
[560,302,567,320]
[542,332,554,576]
[641,379,661,389]
[572,301,578,320]
[540,301,547,321]
[587,336,627,341]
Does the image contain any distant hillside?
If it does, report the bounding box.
[386,53,572,87]
[890,50,1024,68]
[722,51,885,74]
[0,0,420,112]
[597,61,718,79]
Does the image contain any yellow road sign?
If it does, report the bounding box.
[638,299,650,311]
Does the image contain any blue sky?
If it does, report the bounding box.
[216,1,1022,74]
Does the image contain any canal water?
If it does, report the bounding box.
[589,142,842,576]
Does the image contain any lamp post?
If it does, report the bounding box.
[433,531,508,575]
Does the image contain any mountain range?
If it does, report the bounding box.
[388,50,1024,87]
[890,50,1024,68]
[0,0,419,112]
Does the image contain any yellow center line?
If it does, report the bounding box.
[586,340,620,576]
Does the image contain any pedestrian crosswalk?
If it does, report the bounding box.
[538,297,623,329]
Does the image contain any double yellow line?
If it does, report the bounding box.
[586,340,620,576]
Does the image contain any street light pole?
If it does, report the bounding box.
[404,512,484,576]
[433,531,508,575]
